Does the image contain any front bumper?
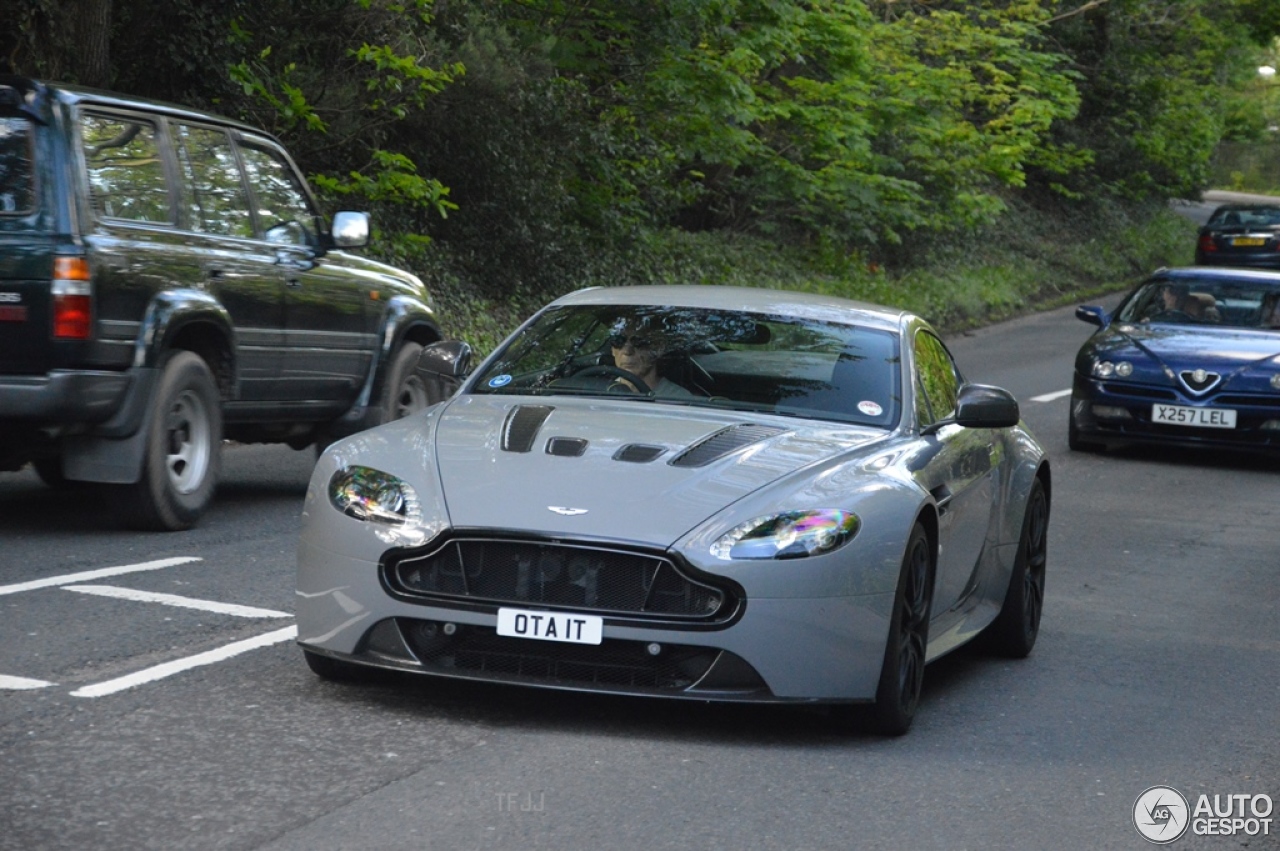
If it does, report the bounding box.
[296,539,894,703]
[1071,373,1280,452]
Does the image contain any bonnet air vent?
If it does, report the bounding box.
[613,444,666,463]
[501,405,554,453]
[546,437,588,457]
[670,424,786,468]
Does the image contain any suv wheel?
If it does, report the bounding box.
[115,351,222,531]
[378,341,432,423]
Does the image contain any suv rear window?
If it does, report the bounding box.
[81,113,170,223]
[0,117,35,214]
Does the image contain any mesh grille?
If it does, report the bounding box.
[502,405,554,452]
[670,424,785,468]
[388,538,730,619]
[402,621,720,691]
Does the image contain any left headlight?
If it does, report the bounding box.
[710,509,860,561]
[328,466,422,526]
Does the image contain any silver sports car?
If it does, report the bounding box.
[296,286,1050,734]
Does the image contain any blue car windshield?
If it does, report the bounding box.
[469,304,903,429]
[1116,277,1280,330]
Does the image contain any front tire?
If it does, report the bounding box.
[114,351,222,531]
[986,478,1049,658]
[869,522,935,736]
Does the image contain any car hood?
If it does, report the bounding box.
[1094,323,1280,372]
[429,395,888,546]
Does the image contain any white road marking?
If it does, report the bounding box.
[1029,388,1073,403]
[0,557,201,597]
[70,625,298,698]
[64,585,290,619]
[0,674,55,690]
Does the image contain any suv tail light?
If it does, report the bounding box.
[52,257,92,339]
[1197,233,1217,253]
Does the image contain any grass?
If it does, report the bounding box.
[417,197,1200,357]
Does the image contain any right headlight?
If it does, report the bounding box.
[328,466,421,526]
[710,509,860,561]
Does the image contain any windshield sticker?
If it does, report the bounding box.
[857,400,883,417]
[488,374,512,388]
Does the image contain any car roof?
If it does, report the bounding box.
[0,75,272,140]
[1155,266,1280,285]
[548,285,911,334]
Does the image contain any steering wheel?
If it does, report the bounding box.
[573,364,652,394]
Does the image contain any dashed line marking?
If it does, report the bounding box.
[64,585,290,619]
[0,557,202,597]
[0,675,56,690]
[1030,388,1072,403]
[70,625,298,698]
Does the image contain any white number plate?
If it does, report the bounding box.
[497,608,603,645]
[1151,404,1236,429]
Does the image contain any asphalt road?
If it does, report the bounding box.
[1,298,1277,850]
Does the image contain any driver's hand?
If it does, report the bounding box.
[608,378,640,393]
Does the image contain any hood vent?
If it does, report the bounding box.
[613,444,666,463]
[670,424,786,468]
[545,436,588,457]
[501,405,554,453]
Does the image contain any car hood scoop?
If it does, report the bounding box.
[428,395,884,545]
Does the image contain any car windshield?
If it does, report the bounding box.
[1116,276,1280,329]
[469,304,903,429]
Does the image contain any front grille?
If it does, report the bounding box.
[401,620,722,691]
[1099,382,1177,401]
[386,537,732,620]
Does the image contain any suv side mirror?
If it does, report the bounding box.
[414,340,473,400]
[952,383,1020,429]
[331,211,370,249]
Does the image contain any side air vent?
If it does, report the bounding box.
[501,405,554,453]
[613,444,666,463]
[546,437,588,457]
[669,424,786,468]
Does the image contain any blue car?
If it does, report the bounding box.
[1070,267,1280,453]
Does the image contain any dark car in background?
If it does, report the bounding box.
[0,76,457,530]
[1195,203,1280,268]
[1070,266,1280,454]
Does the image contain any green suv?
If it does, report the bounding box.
[0,76,461,530]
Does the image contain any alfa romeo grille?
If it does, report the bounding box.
[386,538,730,620]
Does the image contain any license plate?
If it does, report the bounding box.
[1232,237,1265,247]
[497,607,603,645]
[1151,404,1236,428]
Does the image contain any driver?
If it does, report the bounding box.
[1143,281,1188,321]
[607,319,694,398]
[1261,292,1280,328]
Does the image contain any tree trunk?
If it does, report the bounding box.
[67,0,113,87]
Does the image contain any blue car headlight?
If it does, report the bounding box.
[328,466,421,526]
[710,509,860,560]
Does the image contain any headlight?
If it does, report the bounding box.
[710,510,860,561]
[1092,359,1132,378]
[329,466,421,526]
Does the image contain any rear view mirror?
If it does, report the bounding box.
[953,384,1020,430]
[1075,305,1108,327]
[331,211,370,248]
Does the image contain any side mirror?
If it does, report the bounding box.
[414,340,473,400]
[331,211,370,249]
[952,383,1020,430]
[1075,305,1108,327]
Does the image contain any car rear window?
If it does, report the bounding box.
[0,117,35,215]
